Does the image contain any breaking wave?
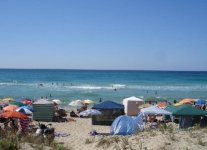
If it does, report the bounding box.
[1,82,207,92]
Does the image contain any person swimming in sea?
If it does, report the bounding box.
[38,83,43,87]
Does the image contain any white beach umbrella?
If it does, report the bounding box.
[16,107,32,115]
[79,109,102,117]
[52,99,62,104]
[68,100,84,107]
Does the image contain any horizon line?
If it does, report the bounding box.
[0,67,207,72]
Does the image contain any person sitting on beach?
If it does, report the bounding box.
[150,119,158,129]
[89,129,98,136]
[9,118,18,133]
[70,111,79,117]
[19,118,30,134]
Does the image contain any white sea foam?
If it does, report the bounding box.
[111,84,126,89]
[128,85,207,91]
[0,82,35,86]
[1,81,207,92]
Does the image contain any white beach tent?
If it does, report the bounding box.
[123,96,144,102]
[123,96,144,116]
[33,99,52,104]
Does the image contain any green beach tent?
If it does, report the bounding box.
[165,104,207,116]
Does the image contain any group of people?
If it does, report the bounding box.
[147,115,159,129]
[194,104,206,111]
[0,117,30,135]
[70,103,88,118]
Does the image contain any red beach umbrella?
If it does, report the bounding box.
[21,99,32,105]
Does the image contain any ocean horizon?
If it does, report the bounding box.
[1,69,207,104]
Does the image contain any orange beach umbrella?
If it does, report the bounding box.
[0,111,28,119]
[179,98,194,104]
[3,105,19,112]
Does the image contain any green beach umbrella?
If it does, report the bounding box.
[9,101,26,107]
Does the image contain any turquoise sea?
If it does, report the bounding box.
[0,69,207,104]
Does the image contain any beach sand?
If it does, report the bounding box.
[34,117,207,150]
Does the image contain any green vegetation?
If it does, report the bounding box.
[0,130,70,150]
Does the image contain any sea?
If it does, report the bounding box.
[0,69,207,105]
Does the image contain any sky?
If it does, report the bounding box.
[0,0,207,71]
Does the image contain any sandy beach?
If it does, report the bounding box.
[35,117,207,150]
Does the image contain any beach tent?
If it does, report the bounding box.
[123,96,144,116]
[111,115,137,135]
[33,99,54,121]
[165,104,207,129]
[92,101,124,126]
[140,106,172,116]
[165,104,207,116]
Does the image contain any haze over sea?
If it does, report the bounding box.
[0,69,207,104]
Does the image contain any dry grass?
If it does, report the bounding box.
[0,129,70,150]
[197,136,206,146]
[96,137,112,148]
[85,138,95,144]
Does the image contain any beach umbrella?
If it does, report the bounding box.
[1,97,14,102]
[0,111,28,119]
[82,99,95,104]
[79,109,102,117]
[195,99,206,105]
[69,100,84,107]
[179,98,194,104]
[9,101,25,107]
[52,99,62,104]
[21,99,32,105]
[20,105,33,112]
[0,101,9,106]
[16,107,32,115]
[157,102,167,108]
[174,103,183,106]
[3,105,19,112]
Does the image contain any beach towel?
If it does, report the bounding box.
[55,132,70,137]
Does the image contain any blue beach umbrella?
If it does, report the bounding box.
[195,99,206,105]
[20,105,33,112]
[16,107,32,115]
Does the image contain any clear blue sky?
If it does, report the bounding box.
[0,0,207,71]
